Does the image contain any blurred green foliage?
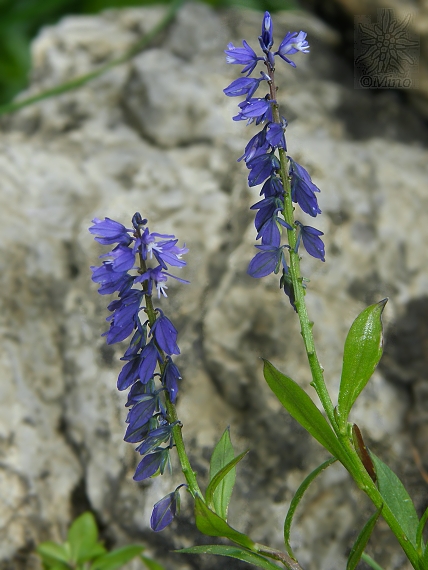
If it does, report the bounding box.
[0,0,296,105]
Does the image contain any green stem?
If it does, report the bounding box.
[266,75,336,430]
[0,0,185,117]
[254,543,304,570]
[277,146,336,430]
[143,290,203,501]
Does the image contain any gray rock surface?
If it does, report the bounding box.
[0,3,427,570]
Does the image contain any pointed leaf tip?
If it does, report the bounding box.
[346,508,382,570]
[338,301,386,424]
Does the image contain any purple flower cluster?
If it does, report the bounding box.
[90,213,187,530]
[224,12,324,307]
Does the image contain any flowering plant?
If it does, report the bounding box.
[89,11,427,570]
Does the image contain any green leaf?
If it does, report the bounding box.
[337,300,386,424]
[208,427,236,520]
[194,497,255,550]
[284,458,337,558]
[370,452,419,547]
[36,541,70,568]
[176,545,282,570]
[140,554,166,570]
[90,545,145,570]
[347,508,381,570]
[206,450,248,519]
[360,553,385,570]
[262,360,344,461]
[67,512,99,564]
[416,504,428,553]
[423,543,428,569]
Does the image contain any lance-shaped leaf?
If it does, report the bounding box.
[346,508,382,570]
[176,545,282,570]
[262,360,345,461]
[207,450,248,519]
[208,427,235,520]
[284,458,337,559]
[194,497,255,550]
[337,300,386,425]
[370,452,419,547]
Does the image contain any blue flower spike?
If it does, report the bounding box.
[90,213,189,529]
[224,11,324,293]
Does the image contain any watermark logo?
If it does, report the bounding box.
[354,9,419,89]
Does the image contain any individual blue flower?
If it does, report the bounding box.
[151,239,188,269]
[91,262,133,295]
[101,244,135,273]
[135,424,175,456]
[224,75,266,99]
[289,158,321,217]
[134,449,170,482]
[275,31,310,67]
[260,174,284,198]
[135,266,188,298]
[247,152,280,187]
[225,40,261,75]
[238,128,270,163]
[259,11,274,52]
[106,289,143,330]
[265,121,287,149]
[124,419,151,444]
[139,340,161,384]
[295,221,325,261]
[104,318,136,345]
[122,322,147,359]
[104,291,143,345]
[125,380,154,407]
[134,228,173,262]
[162,357,182,404]
[117,357,141,391]
[247,244,288,278]
[150,310,180,356]
[89,217,133,246]
[257,217,281,246]
[233,97,275,123]
[126,394,158,432]
[150,487,182,531]
[252,200,291,247]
